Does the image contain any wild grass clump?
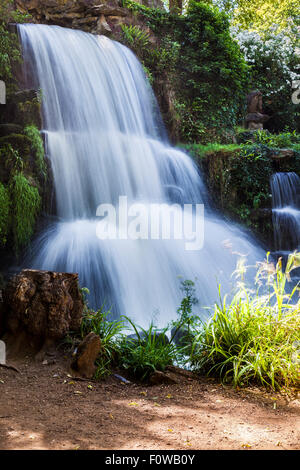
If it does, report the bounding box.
[190,253,300,390]
[119,318,177,381]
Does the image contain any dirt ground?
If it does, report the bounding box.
[0,355,299,451]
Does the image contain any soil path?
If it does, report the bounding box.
[0,357,299,450]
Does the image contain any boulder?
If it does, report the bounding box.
[1,269,84,359]
[71,332,101,378]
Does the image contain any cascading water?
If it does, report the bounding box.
[271,172,300,251]
[18,24,262,327]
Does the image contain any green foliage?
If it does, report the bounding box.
[121,1,249,142]
[121,24,150,54]
[237,129,300,149]
[182,142,241,158]
[0,0,30,89]
[9,171,41,253]
[24,125,47,178]
[176,279,198,324]
[229,0,300,35]
[0,182,10,246]
[185,134,300,232]
[190,253,300,390]
[119,318,177,381]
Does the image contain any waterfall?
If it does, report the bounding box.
[271,172,300,251]
[18,24,262,327]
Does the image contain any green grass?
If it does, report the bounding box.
[118,318,177,381]
[180,143,241,159]
[189,254,300,390]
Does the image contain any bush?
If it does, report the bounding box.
[189,253,300,390]
[235,28,300,133]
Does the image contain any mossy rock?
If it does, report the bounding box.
[0,133,32,156]
[0,123,23,138]
[1,90,42,128]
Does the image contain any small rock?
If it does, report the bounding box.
[71,332,101,379]
[149,370,179,385]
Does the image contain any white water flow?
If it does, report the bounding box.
[19,24,262,327]
[271,172,300,251]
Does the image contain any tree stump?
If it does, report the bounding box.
[1,269,84,359]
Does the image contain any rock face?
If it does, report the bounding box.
[71,332,102,378]
[1,269,84,357]
[15,0,164,35]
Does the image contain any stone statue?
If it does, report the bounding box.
[245,90,270,130]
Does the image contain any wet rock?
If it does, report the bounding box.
[96,14,112,34]
[71,332,101,378]
[1,269,84,358]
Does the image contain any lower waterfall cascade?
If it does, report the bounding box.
[18,23,263,327]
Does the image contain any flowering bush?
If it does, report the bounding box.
[234,26,300,132]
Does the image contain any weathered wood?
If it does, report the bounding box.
[1,269,84,359]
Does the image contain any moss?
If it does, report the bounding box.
[0,182,10,246]
[24,125,47,179]
[9,171,41,254]
[16,99,42,128]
